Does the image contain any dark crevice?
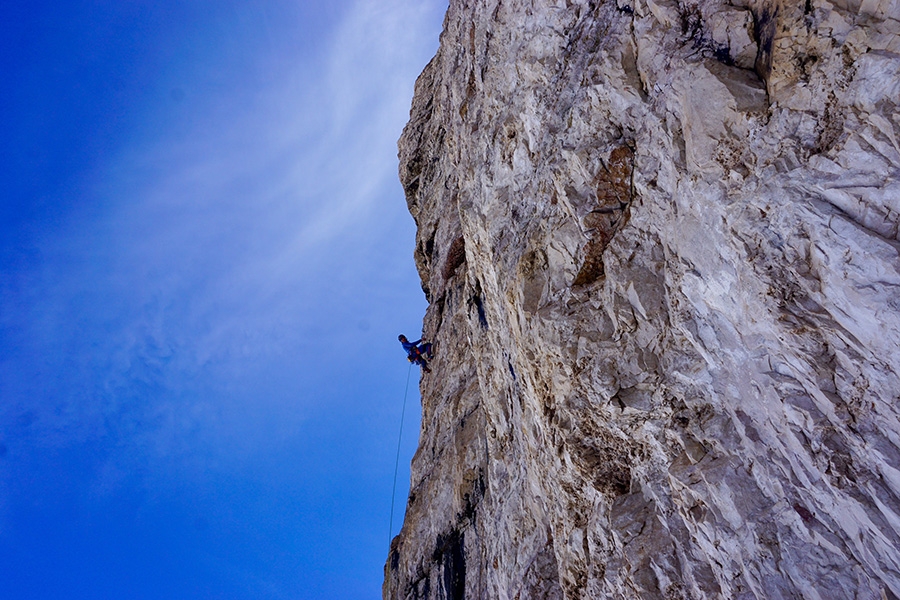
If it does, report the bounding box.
[793,503,815,524]
[433,530,466,600]
[474,295,488,329]
[424,228,436,261]
[470,281,489,329]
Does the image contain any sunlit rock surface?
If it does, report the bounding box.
[385,0,900,598]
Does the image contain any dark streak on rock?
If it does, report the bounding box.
[573,143,635,286]
[443,235,467,280]
[433,530,466,600]
[752,4,778,86]
[793,503,815,524]
[470,284,489,329]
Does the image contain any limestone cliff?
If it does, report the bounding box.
[385,0,900,598]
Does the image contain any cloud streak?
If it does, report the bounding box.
[1,0,443,468]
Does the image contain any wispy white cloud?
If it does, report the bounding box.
[111,0,441,297]
[1,0,445,468]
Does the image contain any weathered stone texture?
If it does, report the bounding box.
[386,0,900,598]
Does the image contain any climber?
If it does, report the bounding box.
[398,334,434,373]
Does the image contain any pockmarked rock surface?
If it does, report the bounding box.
[385,0,900,598]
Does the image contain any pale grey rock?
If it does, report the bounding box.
[385,1,900,598]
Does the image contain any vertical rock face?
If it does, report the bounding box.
[386,0,900,598]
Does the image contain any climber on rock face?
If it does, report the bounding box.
[398,334,434,373]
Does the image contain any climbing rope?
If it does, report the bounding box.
[389,363,414,544]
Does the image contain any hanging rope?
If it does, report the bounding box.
[389,363,414,544]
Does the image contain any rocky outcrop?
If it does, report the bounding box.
[385,0,900,598]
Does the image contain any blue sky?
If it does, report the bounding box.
[0,1,444,598]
